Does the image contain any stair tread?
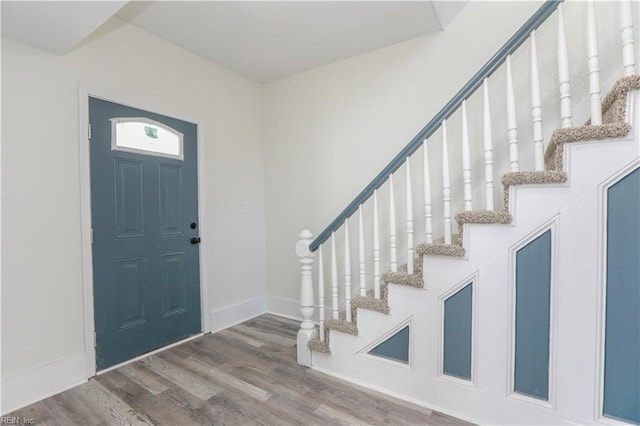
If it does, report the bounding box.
[308,337,330,353]
[352,294,390,314]
[382,270,424,288]
[325,318,358,335]
[416,237,465,257]
[455,210,512,224]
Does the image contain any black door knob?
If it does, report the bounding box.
[190,237,201,244]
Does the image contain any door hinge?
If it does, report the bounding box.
[88,123,92,140]
[90,228,94,244]
[94,331,97,347]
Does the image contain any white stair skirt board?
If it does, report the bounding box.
[209,296,266,334]
[1,353,87,415]
[310,92,640,425]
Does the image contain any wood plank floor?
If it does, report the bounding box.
[8,314,472,425]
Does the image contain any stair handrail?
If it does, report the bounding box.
[309,0,562,252]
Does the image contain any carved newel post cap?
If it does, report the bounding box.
[296,230,313,258]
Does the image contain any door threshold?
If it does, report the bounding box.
[95,332,205,376]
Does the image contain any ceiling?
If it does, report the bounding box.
[1,1,466,83]
[1,1,128,54]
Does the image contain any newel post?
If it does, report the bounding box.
[295,229,317,367]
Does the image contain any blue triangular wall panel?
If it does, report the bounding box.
[368,325,410,363]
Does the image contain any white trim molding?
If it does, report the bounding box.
[312,365,481,426]
[78,84,210,379]
[266,295,303,321]
[209,296,266,334]
[1,353,86,415]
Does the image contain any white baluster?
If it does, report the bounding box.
[557,4,573,129]
[442,120,452,245]
[331,232,339,320]
[506,56,520,172]
[389,174,397,272]
[461,101,473,209]
[358,205,366,297]
[531,31,545,171]
[317,245,325,342]
[483,78,495,209]
[296,230,316,366]
[621,0,636,77]
[587,0,602,125]
[373,190,381,299]
[423,139,433,244]
[344,219,352,323]
[406,158,414,274]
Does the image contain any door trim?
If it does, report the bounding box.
[78,84,211,378]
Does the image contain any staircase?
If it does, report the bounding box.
[295,1,639,424]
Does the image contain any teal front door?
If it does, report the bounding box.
[89,97,201,371]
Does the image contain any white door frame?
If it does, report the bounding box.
[78,84,211,378]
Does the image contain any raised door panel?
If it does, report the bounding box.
[160,253,187,317]
[115,257,148,329]
[114,158,144,238]
[159,164,184,236]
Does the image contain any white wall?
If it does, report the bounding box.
[1,18,266,411]
[262,1,545,313]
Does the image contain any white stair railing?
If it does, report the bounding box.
[317,246,325,342]
[406,158,414,274]
[506,56,520,172]
[296,1,637,352]
[531,30,545,171]
[558,4,573,129]
[344,219,352,322]
[587,0,602,125]
[358,205,366,297]
[620,0,636,77]
[442,120,452,245]
[331,232,339,320]
[373,190,381,299]
[483,79,495,208]
[423,139,433,244]
[389,174,397,273]
[462,101,474,210]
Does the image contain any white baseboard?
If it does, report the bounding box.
[266,295,302,321]
[209,296,266,333]
[1,352,87,415]
[312,366,482,425]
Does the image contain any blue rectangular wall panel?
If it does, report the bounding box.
[514,229,551,400]
[443,283,473,380]
[604,168,640,424]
